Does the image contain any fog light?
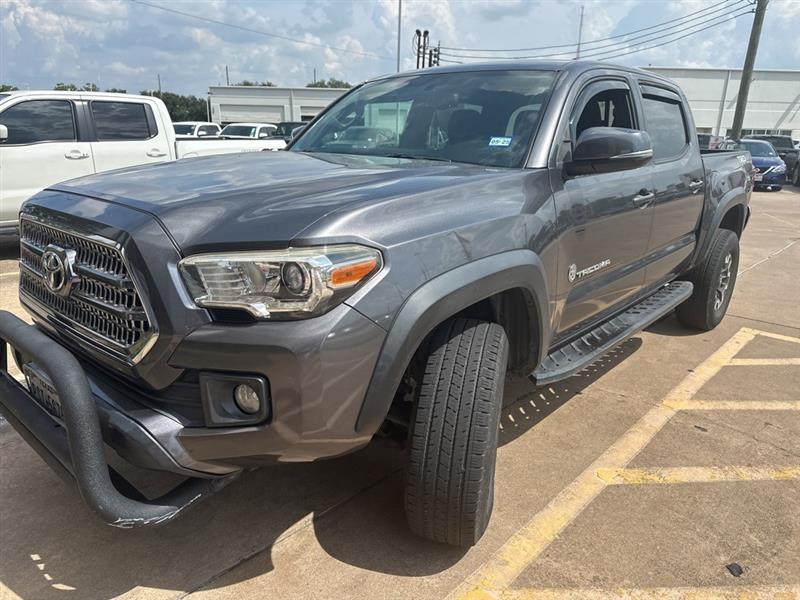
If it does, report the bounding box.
[234,384,261,414]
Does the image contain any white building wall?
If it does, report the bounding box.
[208,86,348,125]
[644,67,800,139]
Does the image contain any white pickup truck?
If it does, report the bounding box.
[0,91,286,237]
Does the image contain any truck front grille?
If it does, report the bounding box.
[18,217,156,364]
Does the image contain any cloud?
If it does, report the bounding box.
[0,0,796,94]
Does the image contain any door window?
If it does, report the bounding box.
[575,88,635,139]
[641,95,688,160]
[91,101,153,141]
[0,100,76,144]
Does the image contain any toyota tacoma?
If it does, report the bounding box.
[0,61,752,546]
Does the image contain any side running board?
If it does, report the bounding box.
[531,281,693,386]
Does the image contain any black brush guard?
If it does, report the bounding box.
[0,311,238,528]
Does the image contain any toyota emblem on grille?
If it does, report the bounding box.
[41,245,79,296]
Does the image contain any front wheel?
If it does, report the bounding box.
[404,318,508,546]
[677,229,740,331]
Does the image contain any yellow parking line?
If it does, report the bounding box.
[728,358,800,366]
[500,584,800,599]
[447,329,754,600]
[668,400,800,411]
[740,328,800,344]
[597,465,800,485]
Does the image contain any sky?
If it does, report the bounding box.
[1,0,799,96]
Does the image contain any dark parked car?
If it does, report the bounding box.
[736,139,786,190]
[0,61,752,546]
[744,134,799,186]
[268,121,307,143]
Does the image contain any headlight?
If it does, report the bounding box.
[179,245,382,319]
[773,163,786,173]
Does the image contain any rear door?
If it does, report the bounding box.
[0,98,94,226]
[88,99,171,172]
[638,84,704,287]
[551,77,655,337]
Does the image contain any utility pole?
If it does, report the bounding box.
[422,30,429,68]
[575,5,585,59]
[396,0,402,72]
[313,67,317,84]
[415,30,421,69]
[157,73,162,95]
[225,65,230,86]
[730,0,767,139]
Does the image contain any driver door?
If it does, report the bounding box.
[551,78,655,338]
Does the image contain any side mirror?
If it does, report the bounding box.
[259,132,271,139]
[290,125,306,140]
[197,130,209,137]
[566,127,653,177]
[0,124,8,142]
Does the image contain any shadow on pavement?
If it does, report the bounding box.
[1,335,645,598]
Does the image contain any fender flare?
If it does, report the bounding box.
[355,249,550,434]
[695,189,749,266]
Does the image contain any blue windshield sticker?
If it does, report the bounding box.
[488,136,512,147]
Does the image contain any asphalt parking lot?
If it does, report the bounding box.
[1,188,798,600]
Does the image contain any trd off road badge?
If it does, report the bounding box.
[568,259,611,283]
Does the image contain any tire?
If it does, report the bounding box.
[773,186,782,192]
[677,229,739,331]
[404,318,508,546]
[792,164,800,187]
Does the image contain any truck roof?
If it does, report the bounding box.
[0,90,162,102]
[373,60,675,86]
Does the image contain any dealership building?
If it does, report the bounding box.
[645,66,800,139]
[208,85,348,125]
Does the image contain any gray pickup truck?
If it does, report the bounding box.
[0,61,752,546]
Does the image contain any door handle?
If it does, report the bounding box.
[64,150,90,160]
[688,179,703,190]
[632,190,655,208]
[146,149,167,158]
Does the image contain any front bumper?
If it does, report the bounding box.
[0,311,239,528]
[754,169,786,187]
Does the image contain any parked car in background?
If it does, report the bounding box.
[744,134,798,186]
[736,139,786,190]
[0,91,286,238]
[268,121,308,143]
[220,122,277,139]
[173,121,221,139]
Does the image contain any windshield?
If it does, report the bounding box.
[173,124,195,135]
[275,122,305,136]
[291,70,557,168]
[222,125,256,137]
[738,141,777,157]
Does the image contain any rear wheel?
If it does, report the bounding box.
[404,318,508,546]
[677,229,739,331]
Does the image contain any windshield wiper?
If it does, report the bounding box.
[384,153,453,163]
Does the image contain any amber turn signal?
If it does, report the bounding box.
[330,258,379,288]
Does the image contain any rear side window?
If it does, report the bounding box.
[642,95,688,160]
[91,101,152,140]
[0,100,76,144]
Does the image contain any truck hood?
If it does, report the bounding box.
[52,151,502,255]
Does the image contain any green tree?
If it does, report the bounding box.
[235,80,277,87]
[105,88,127,94]
[0,84,19,92]
[140,91,208,121]
[53,82,99,91]
[306,78,351,89]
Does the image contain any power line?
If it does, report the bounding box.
[127,0,391,60]
[440,0,743,53]
[440,5,753,61]
[584,9,753,61]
